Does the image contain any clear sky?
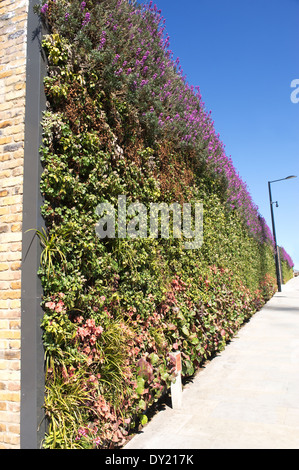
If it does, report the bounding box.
[150,0,299,269]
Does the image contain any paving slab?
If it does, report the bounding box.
[124,276,299,449]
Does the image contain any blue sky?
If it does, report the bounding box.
[151,0,299,269]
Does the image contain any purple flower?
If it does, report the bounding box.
[82,12,91,27]
[98,31,107,50]
[41,3,48,14]
[112,54,120,65]
[80,1,86,10]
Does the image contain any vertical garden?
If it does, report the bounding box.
[34,0,294,448]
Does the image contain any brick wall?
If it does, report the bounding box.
[0,0,29,449]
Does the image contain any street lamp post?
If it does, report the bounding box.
[268,175,297,292]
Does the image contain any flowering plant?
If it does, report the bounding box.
[35,0,294,448]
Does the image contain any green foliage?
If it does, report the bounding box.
[29,227,68,279]
[34,0,293,449]
[43,363,94,449]
[281,259,293,284]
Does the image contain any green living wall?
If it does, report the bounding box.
[34,0,294,448]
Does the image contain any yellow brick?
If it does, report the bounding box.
[10,124,24,134]
[0,154,11,162]
[9,242,22,251]
[9,320,20,330]
[13,16,28,28]
[1,195,22,206]
[0,207,9,216]
[3,253,22,261]
[9,300,21,310]
[10,261,21,270]
[11,225,22,235]
[12,167,23,177]
[10,116,24,126]
[12,151,24,160]
[0,281,9,289]
[1,176,23,188]
[0,119,13,128]
[0,370,20,382]
[0,102,12,112]
[0,271,21,282]
[0,214,22,224]
[4,75,22,87]
[0,264,9,272]
[0,170,11,178]
[1,158,22,170]
[0,136,13,145]
[7,381,20,392]
[8,340,20,350]
[0,330,20,340]
[0,70,13,80]
[0,291,21,300]
[0,125,12,136]
[1,432,20,446]
[7,424,20,435]
[0,340,9,350]
[5,358,21,370]
[5,67,26,79]
[0,423,6,433]
[11,133,24,142]
[10,204,23,215]
[0,0,17,11]
[2,83,14,95]
[0,320,9,329]
[4,59,26,71]
[10,281,21,290]
[0,390,20,401]
[14,83,25,92]
[8,401,20,413]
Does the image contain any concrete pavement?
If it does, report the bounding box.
[124,276,299,449]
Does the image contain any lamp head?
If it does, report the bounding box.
[269,175,297,184]
[285,175,297,180]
